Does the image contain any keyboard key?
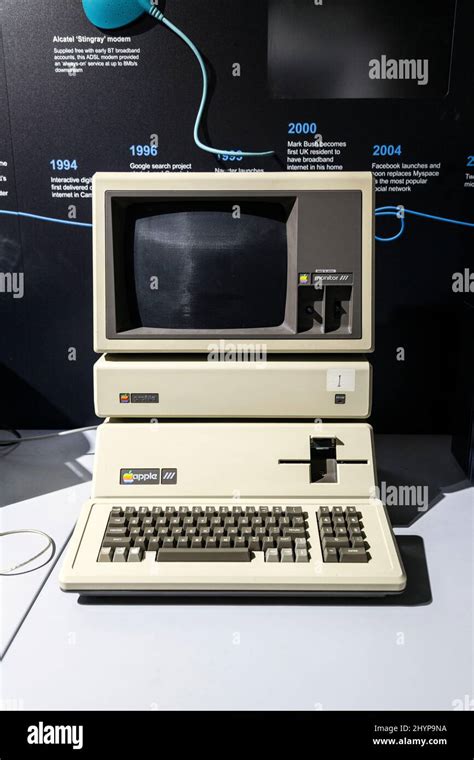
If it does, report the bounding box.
[277,537,292,550]
[262,537,275,552]
[333,516,346,527]
[177,537,189,549]
[323,547,338,562]
[332,506,344,515]
[111,507,123,516]
[162,536,175,548]
[113,546,128,562]
[347,516,360,528]
[319,516,332,528]
[98,547,113,562]
[248,537,261,552]
[106,527,128,536]
[157,548,251,562]
[233,537,247,548]
[134,537,147,550]
[219,537,232,549]
[282,528,305,538]
[339,548,368,563]
[206,537,218,549]
[321,526,334,538]
[147,538,160,552]
[265,548,279,562]
[128,547,142,562]
[191,537,204,548]
[322,536,350,549]
[291,516,305,527]
[102,536,131,548]
[352,536,366,548]
[345,506,358,516]
[318,506,331,516]
[335,527,348,538]
[295,549,309,563]
[287,506,303,515]
[280,548,294,563]
[108,517,126,527]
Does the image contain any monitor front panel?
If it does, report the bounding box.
[94,172,373,353]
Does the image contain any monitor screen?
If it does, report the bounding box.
[114,200,291,332]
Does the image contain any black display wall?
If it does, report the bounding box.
[0,0,473,431]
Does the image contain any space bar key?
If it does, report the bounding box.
[157,548,251,562]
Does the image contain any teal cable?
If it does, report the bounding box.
[0,209,92,227]
[149,6,274,158]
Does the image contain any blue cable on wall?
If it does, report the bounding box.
[375,205,474,242]
[1,205,474,243]
[0,210,92,228]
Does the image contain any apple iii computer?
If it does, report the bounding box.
[60,172,406,595]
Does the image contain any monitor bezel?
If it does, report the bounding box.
[93,172,374,353]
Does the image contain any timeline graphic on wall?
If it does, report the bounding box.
[0,0,472,431]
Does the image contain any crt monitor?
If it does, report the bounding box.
[93,172,374,353]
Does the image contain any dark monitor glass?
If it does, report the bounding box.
[268,0,456,99]
[113,200,290,332]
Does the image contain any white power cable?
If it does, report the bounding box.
[0,529,56,575]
